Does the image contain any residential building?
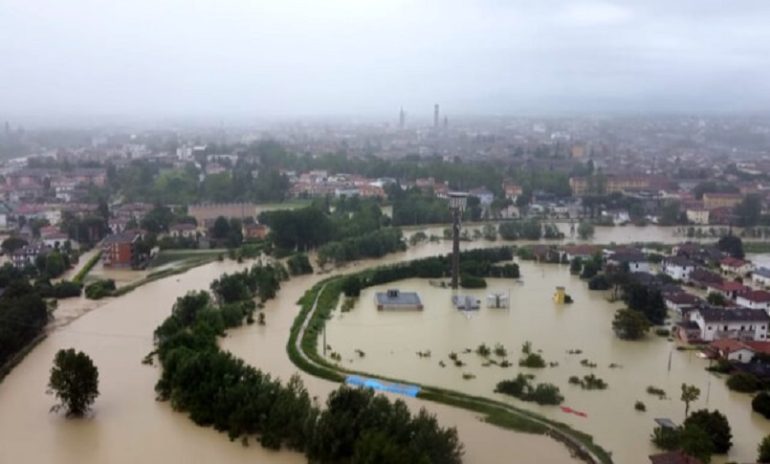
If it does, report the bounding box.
[10,243,51,268]
[685,307,769,342]
[720,256,753,275]
[689,268,723,288]
[560,244,601,262]
[753,267,770,288]
[40,226,73,249]
[102,230,142,268]
[736,290,770,311]
[664,292,701,315]
[685,208,709,225]
[661,256,695,281]
[709,339,770,363]
[707,280,750,300]
[606,249,650,273]
[703,193,742,210]
[168,223,198,239]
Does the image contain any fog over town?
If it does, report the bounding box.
[3,2,770,464]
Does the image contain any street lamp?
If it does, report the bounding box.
[448,192,468,289]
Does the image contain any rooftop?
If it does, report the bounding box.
[375,290,422,306]
[103,230,142,245]
[695,307,770,323]
[755,267,770,279]
[739,289,770,303]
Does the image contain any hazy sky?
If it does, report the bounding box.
[2,0,770,121]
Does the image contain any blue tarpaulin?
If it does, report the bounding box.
[345,375,421,397]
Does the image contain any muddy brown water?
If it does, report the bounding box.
[0,225,763,464]
[322,261,770,464]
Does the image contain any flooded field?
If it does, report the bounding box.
[2,224,768,464]
[322,259,770,464]
[0,241,577,464]
[406,222,717,246]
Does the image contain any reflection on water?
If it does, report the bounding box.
[324,260,770,464]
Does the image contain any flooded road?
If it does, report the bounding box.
[322,260,770,464]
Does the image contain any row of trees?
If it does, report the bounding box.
[498,220,564,241]
[111,159,291,205]
[0,280,48,367]
[153,266,464,462]
[210,263,287,305]
[317,228,406,267]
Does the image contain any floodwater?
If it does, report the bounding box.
[407,222,711,245]
[0,240,575,464]
[0,260,305,464]
[0,224,766,464]
[323,260,770,464]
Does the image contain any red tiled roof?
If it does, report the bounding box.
[721,256,748,268]
[710,338,751,354]
[741,289,770,303]
[708,280,748,292]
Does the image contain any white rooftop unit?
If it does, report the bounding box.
[487,292,510,309]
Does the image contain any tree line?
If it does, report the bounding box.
[152,263,464,463]
[340,247,517,295]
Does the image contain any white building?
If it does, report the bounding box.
[720,257,754,276]
[606,250,650,273]
[753,268,770,288]
[661,256,696,281]
[736,290,770,312]
[688,307,769,342]
[664,292,701,315]
[686,209,710,225]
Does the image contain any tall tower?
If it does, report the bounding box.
[399,107,405,129]
[448,192,468,289]
[434,104,440,128]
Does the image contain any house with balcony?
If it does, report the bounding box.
[684,307,769,342]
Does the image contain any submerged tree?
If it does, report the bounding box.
[681,383,701,418]
[47,348,99,417]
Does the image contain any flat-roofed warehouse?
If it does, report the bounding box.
[375,289,423,310]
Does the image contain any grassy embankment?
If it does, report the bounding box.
[72,251,103,284]
[286,273,614,464]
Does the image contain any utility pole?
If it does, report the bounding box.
[448,192,467,289]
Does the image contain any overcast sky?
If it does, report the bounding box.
[2,0,770,122]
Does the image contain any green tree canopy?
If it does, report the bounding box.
[47,348,99,417]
